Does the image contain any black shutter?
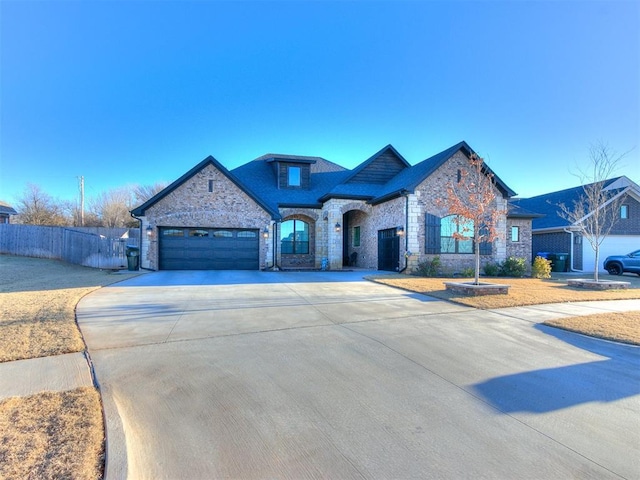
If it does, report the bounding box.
[425,214,441,254]
[478,225,492,255]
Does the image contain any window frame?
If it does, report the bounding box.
[280,219,309,255]
[511,226,520,242]
[288,166,301,187]
[353,226,361,247]
[440,215,474,254]
[621,204,629,219]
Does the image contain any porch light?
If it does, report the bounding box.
[146,225,153,236]
[397,226,405,236]
[262,227,269,239]
[335,222,341,232]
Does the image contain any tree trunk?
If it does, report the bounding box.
[594,246,600,282]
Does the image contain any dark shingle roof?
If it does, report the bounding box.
[0,201,17,216]
[511,177,624,229]
[369,141,516,204]
[132,142,519,219]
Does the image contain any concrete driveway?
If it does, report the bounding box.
[77,270,640,479]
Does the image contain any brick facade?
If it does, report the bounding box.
[139,164,272,270]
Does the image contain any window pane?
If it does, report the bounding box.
[294,220,308,241]
[441,237,456,253]
[458,239,473,253]
[511,226,519,242]
[353,226,361,247]
[288,166,301,186]
[163,229,184,237]
[281,241,294,254]
[621,205,628,219]
[190,229,209,237]
[237,230,256,238]
[281,220,294,242]
[281,219,309,254]
[213,230,233,237]
[294,241,309,254]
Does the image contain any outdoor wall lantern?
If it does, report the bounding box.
[397,226,405,236]
[262,227,269,239]
[335,222,341,232]
[146,225,153,236]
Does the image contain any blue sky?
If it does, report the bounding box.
[1,0,638,208]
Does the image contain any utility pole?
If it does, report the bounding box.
[78,176,85,226]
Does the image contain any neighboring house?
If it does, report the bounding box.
[512,176,640,273]
[131,141,526,272]
[0,201,17,224]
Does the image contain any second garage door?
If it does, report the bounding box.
[160,227,259,270]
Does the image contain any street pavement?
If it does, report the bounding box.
[67,270,640,479]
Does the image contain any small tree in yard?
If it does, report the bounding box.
[557,142,629,282]
[438,153,507,285]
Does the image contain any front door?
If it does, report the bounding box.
[378,228,400,271]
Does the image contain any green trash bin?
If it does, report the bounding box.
[126,245,139,271]
[549,253,568,272]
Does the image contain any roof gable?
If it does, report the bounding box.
[131,156,280,219]
[370,141,516,204]
[343,145,410,185]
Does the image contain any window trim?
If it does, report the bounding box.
[281,219,309,255]
[511,226,520,242]
[288,166,301,187]
[621,204,629,219]
[353,226,361,247]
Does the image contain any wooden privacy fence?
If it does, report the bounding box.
[0,225,140,269]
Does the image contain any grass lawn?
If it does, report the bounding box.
[370,273,640,345]
[0,254,139,479]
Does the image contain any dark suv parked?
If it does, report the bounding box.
[603,249,640,276]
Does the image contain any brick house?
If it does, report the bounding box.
[131,141,532,272]
[512,176,640,273]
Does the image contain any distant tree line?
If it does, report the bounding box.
[12,182,166,228]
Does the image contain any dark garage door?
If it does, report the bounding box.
[160,227,259,270]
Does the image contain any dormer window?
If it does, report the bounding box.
[288,166,301,187]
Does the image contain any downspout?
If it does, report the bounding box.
[399,191,410,273]
[130,213,146,271]
[563,227,582,272]
[273,220,280,270]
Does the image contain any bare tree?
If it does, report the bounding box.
[15,183,70,225]
[89,187,137,228]
[438,153,506,284]
[133,182,167,206]
[557,142,628,282]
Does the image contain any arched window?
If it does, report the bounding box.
[281,219,309,254]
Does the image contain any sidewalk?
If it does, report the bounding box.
[0,351,93,401]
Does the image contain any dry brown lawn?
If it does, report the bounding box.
[0,387,104,479]
[0,255,138,362]
[0,255,139,480]
[545,311,640,345]
[371,275,640,309]
[371,274,640,345]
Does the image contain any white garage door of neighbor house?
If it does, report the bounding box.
[582,235,639,272]
[159,227,260,270]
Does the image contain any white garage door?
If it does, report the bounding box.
[582,235,640,272]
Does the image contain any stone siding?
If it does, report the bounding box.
[406,150,510,274]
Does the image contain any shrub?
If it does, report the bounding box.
[500,256,527,277]
[483,262,501,277]
[531,255,552,279]
[413,256,441,277]
[459,267,475,278]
